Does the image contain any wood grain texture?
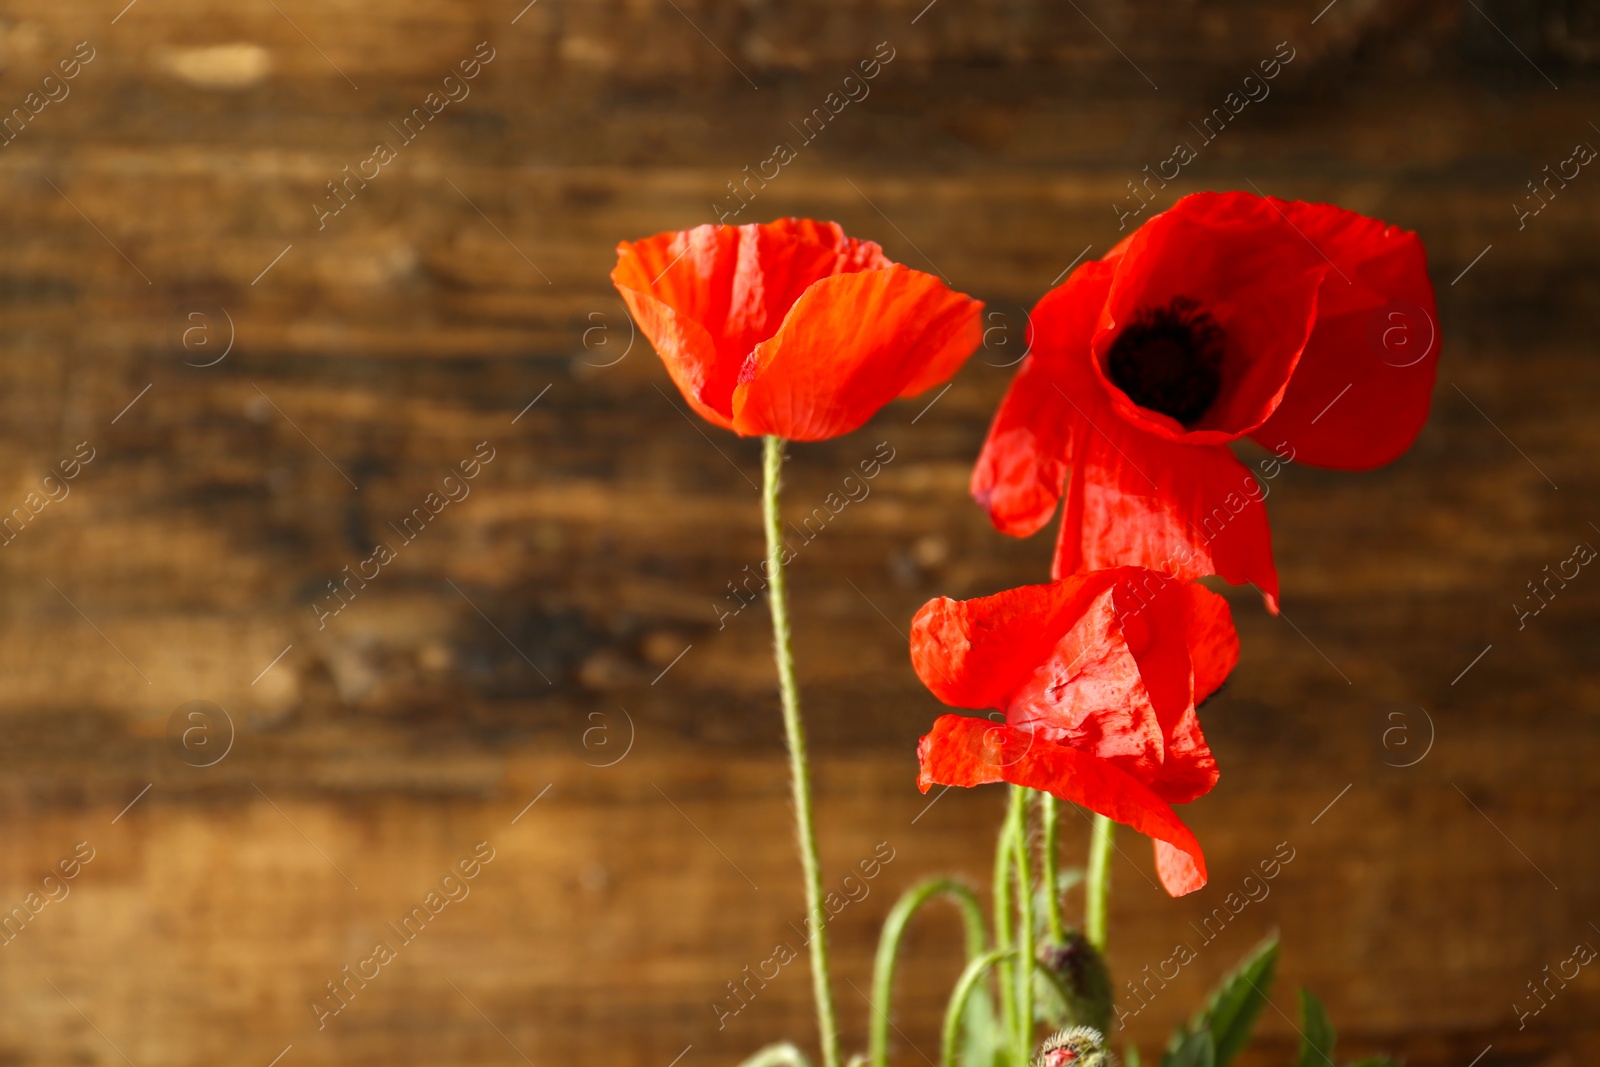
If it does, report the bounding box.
[0,0,1594,1064]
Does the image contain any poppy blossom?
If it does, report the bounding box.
[971,192,1438,611]
[612,218,983,441]
[911,568,1238,896]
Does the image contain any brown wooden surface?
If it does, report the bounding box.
[0,1,1595,1064]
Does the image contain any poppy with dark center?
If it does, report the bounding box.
[1105,297,1226,428]
[971,192,1440,611]
[612,218,983,441]
[911,567,1238,897]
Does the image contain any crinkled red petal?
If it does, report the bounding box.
[910,570,1231,805]
[916,715,1208,896]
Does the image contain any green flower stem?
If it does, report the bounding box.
[1011,787,1036,1060]
[868,878,987,1067]
[1041,793,1064,943]
[1084,812,1115,952]
[762,436,842,1067]
[992,791,1018,1062]
[941,949,1014,1067]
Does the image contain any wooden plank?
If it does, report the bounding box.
[0,0,1594,1063]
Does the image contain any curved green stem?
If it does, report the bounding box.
[1011,787,1035,1059]
[941,949,1014,1067]
[761,436,841,1067]
[1084,812,1115,952]
[869,878,987,1067]
[738,1043,816,1067]
[1041,794,1064,943]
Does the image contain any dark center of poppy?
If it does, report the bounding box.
[1105,297,1226,428]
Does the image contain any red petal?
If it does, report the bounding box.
[615,298,737,429]
[971,261,1115,536]
[910,572,1121,711]
[1249,201,1439,469]
[1054,408,1280,612]
[1179,581,1240,704]
[917,715,1208,896]
[911,571,1230,805]
[1153,839,1207,896]
[731,265,981,440]
[1003,585,1174,793]
[612,220,893,429]
[1089,191,1328,442]
[1105,580,1218,804]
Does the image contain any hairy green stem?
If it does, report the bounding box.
[1040,794,1064,943]
[993,790,1017,1062]
[941,949,1014,1067]
[1084,812,1115,952]
[868,877,987,1067]
[762,436,841,1067]
[1011,787,1035,1060]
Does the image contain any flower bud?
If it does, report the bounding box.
[1033,1025,1115,1067]
[1036,931,1112,1035]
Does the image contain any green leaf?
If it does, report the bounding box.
[1176,934,1280,1067]
[1295,989,1336,1067]
[1344,1059,1401,1067]
[954,971,1004,1067]
[1125,1046,1142,1067]
[1163,1029,1215,1067]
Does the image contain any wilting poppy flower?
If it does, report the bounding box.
[971,192,1438,611]
[612,218,983,441]
[911,567,1238,896]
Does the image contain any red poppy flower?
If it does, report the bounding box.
[612,218,983,441]
[971,192,1438,611]
[911,568,1238,896]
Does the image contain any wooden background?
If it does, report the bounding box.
[0,0,1594,1064]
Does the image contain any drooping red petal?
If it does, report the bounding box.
[1110,578,1192,737]
[911,571,1229,805]
[1130,580,1235,803]
[970,261,1117,536]
[1153,839,1206,896]
[1054,411,1280,612]
[1105,580,1218,804]
[1002,585,1172,791]
[611,220,893,429]
[1088,192,1329,443]
[1249,201,1439,469]
[731,265,981,440]
[917,715,1208,896]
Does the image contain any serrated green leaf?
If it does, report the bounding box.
[1162,1028,1215,1067]
[1174,934,1279,1067]
[1295,989,1336,1067]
